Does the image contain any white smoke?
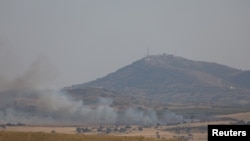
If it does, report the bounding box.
[0,41,184,125]
[0,88,184,125]
[121,108,158,125]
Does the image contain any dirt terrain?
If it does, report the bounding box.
[0,120,234,141]
[1,112,249,141]
[215,112,250,121]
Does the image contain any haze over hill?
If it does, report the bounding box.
[67,54,250,106]
[1,54,250,125]
[1,0,250,88]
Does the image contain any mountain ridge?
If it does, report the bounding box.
[65,54,250,106]
[1,54,250,124]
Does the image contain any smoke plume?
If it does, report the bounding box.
[0,42,184,125]
[0,88,184,125]
[0,50,57,91]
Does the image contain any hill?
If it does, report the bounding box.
[66,54,250,106]
[1,54,250,125]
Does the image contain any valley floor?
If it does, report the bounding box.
[1,112,250,141]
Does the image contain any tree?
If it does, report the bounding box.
[138,126,143,131]
[76,127,82,133]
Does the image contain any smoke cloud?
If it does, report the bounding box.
[0,88,184,125]
[0,41,184,125]
[0,57,57,91]
[37,90,118,124]
[0,42,57,92]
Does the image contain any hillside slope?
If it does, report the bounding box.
[67,54,250,106]
[1,54,250,125]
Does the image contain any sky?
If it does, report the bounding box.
[0,0,250,89]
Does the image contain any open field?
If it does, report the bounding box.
[215,112,250,121]
[1,112,249,141]
[0,131,179,141]
[0,120,233,141]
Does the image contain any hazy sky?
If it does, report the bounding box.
[0,0,250,89]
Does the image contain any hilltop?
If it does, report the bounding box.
[1,54,250,125]
[66,54,250,106]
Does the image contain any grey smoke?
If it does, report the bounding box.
[1,57,57,91]
[121,108,158,125]
[0,43,57,92]
[0,88,184,125]
[0,43,184,125]
[0,89,117,124]
[37,90,118,124]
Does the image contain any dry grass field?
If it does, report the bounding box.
[0,131,179,141]
[1,112,249,141]
[0,123,208,141]
[215,112,250,121]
